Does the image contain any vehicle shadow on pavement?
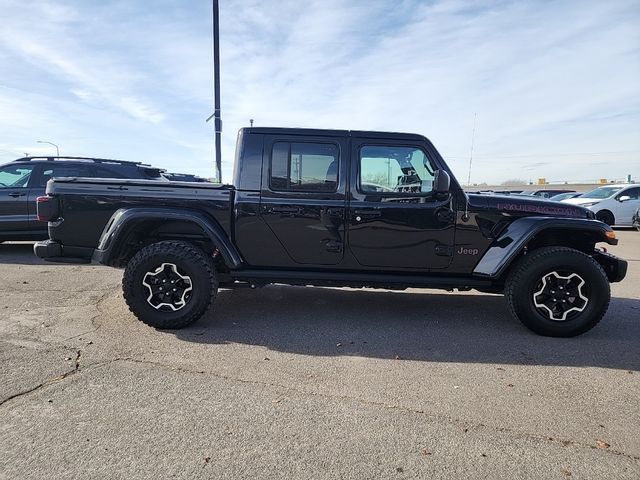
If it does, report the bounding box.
[0,243,49,265]
[172,285,640,371]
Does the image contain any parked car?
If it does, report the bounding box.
[562,184,640,226]
[516,189,576,199]
[548,192,583,202]
[0,156,165,242]
[34,127,627,337]
[163,172,210,183]
[632,207,640,232]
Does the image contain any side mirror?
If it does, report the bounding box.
[433,169,450,194]
[618,195,631,202]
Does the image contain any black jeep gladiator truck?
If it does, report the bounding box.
[34,128,627,337]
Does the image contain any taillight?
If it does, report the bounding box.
[36,195,59,222]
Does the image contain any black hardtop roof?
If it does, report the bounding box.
[11,156,154,167]
[241,127,428,142]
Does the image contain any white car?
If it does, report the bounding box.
[562,184,640,226]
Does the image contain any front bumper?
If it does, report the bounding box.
[593,250,628,283]
[34,240,93,264]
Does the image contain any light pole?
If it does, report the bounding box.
[37,141,60,158]
[205,0,222,183]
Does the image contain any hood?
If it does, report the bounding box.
[468,193,593,219]
[562,197,601,205]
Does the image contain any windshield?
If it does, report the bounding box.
[581,186,624,199]
[549,192,575,201]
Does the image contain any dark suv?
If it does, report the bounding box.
[0,156,165,242]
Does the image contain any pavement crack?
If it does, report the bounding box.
[110,357,640,462]
[74,349,82,372]
[0,383,48,407]
[0,367,76,407]
[89,290,113,331]
[0,357,113,408]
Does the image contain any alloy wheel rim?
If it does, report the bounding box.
[532,271,588,321]
[142,263,193,311]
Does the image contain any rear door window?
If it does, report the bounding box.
[92,166,127,178]
[39,164,94,187]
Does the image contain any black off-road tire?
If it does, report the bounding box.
[505,247,610,337]
[123,241,218,329]
[595,210,615,226]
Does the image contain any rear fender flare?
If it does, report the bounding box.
[472,217,616,279]
[96,208,242,268]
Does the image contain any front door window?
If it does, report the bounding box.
[0,165,34,188]
[359,146,435,195]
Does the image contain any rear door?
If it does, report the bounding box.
[347,138,456,270]
[259,134,348,266]
[0,163,37,234]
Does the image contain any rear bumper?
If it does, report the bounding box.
[593,250,627,283]
[33,240,93,264]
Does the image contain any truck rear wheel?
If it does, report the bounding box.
[122,241,218,329]
[505,247,610,337]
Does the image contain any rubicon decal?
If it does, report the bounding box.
[496,203,584,217]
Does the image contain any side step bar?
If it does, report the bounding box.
[230,269,492,289]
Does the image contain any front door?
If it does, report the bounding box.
[347,140,455,270]
[0,163,37,234]
[616,187,640,225]
[260,135,348,266]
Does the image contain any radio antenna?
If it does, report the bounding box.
[466,113,477,186]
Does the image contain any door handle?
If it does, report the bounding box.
[9,192,26,198]
[270,206,302,214]
[353,209,381,221]
[325,240,343,253]
[326,208,343,217]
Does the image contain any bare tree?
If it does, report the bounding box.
[501,178,527,186]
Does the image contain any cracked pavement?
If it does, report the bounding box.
[1,232,639,479]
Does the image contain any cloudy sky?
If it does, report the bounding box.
[0,0,638,184]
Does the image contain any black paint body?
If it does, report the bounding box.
[34,128,627,289]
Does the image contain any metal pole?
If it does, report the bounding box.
[212,0,222,183]
[37,140,59,158]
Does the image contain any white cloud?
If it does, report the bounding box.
[0,0,638,184]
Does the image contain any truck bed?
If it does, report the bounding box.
[46,177,234,250]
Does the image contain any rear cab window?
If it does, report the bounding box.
[270,142,339,193]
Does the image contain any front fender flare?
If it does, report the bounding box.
[95,207,243,268]
[473,217,616,278]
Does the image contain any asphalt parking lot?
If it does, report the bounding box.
[1,232,639,479]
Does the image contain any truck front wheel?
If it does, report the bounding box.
[122,241,218,329]
[505,247,610,337]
